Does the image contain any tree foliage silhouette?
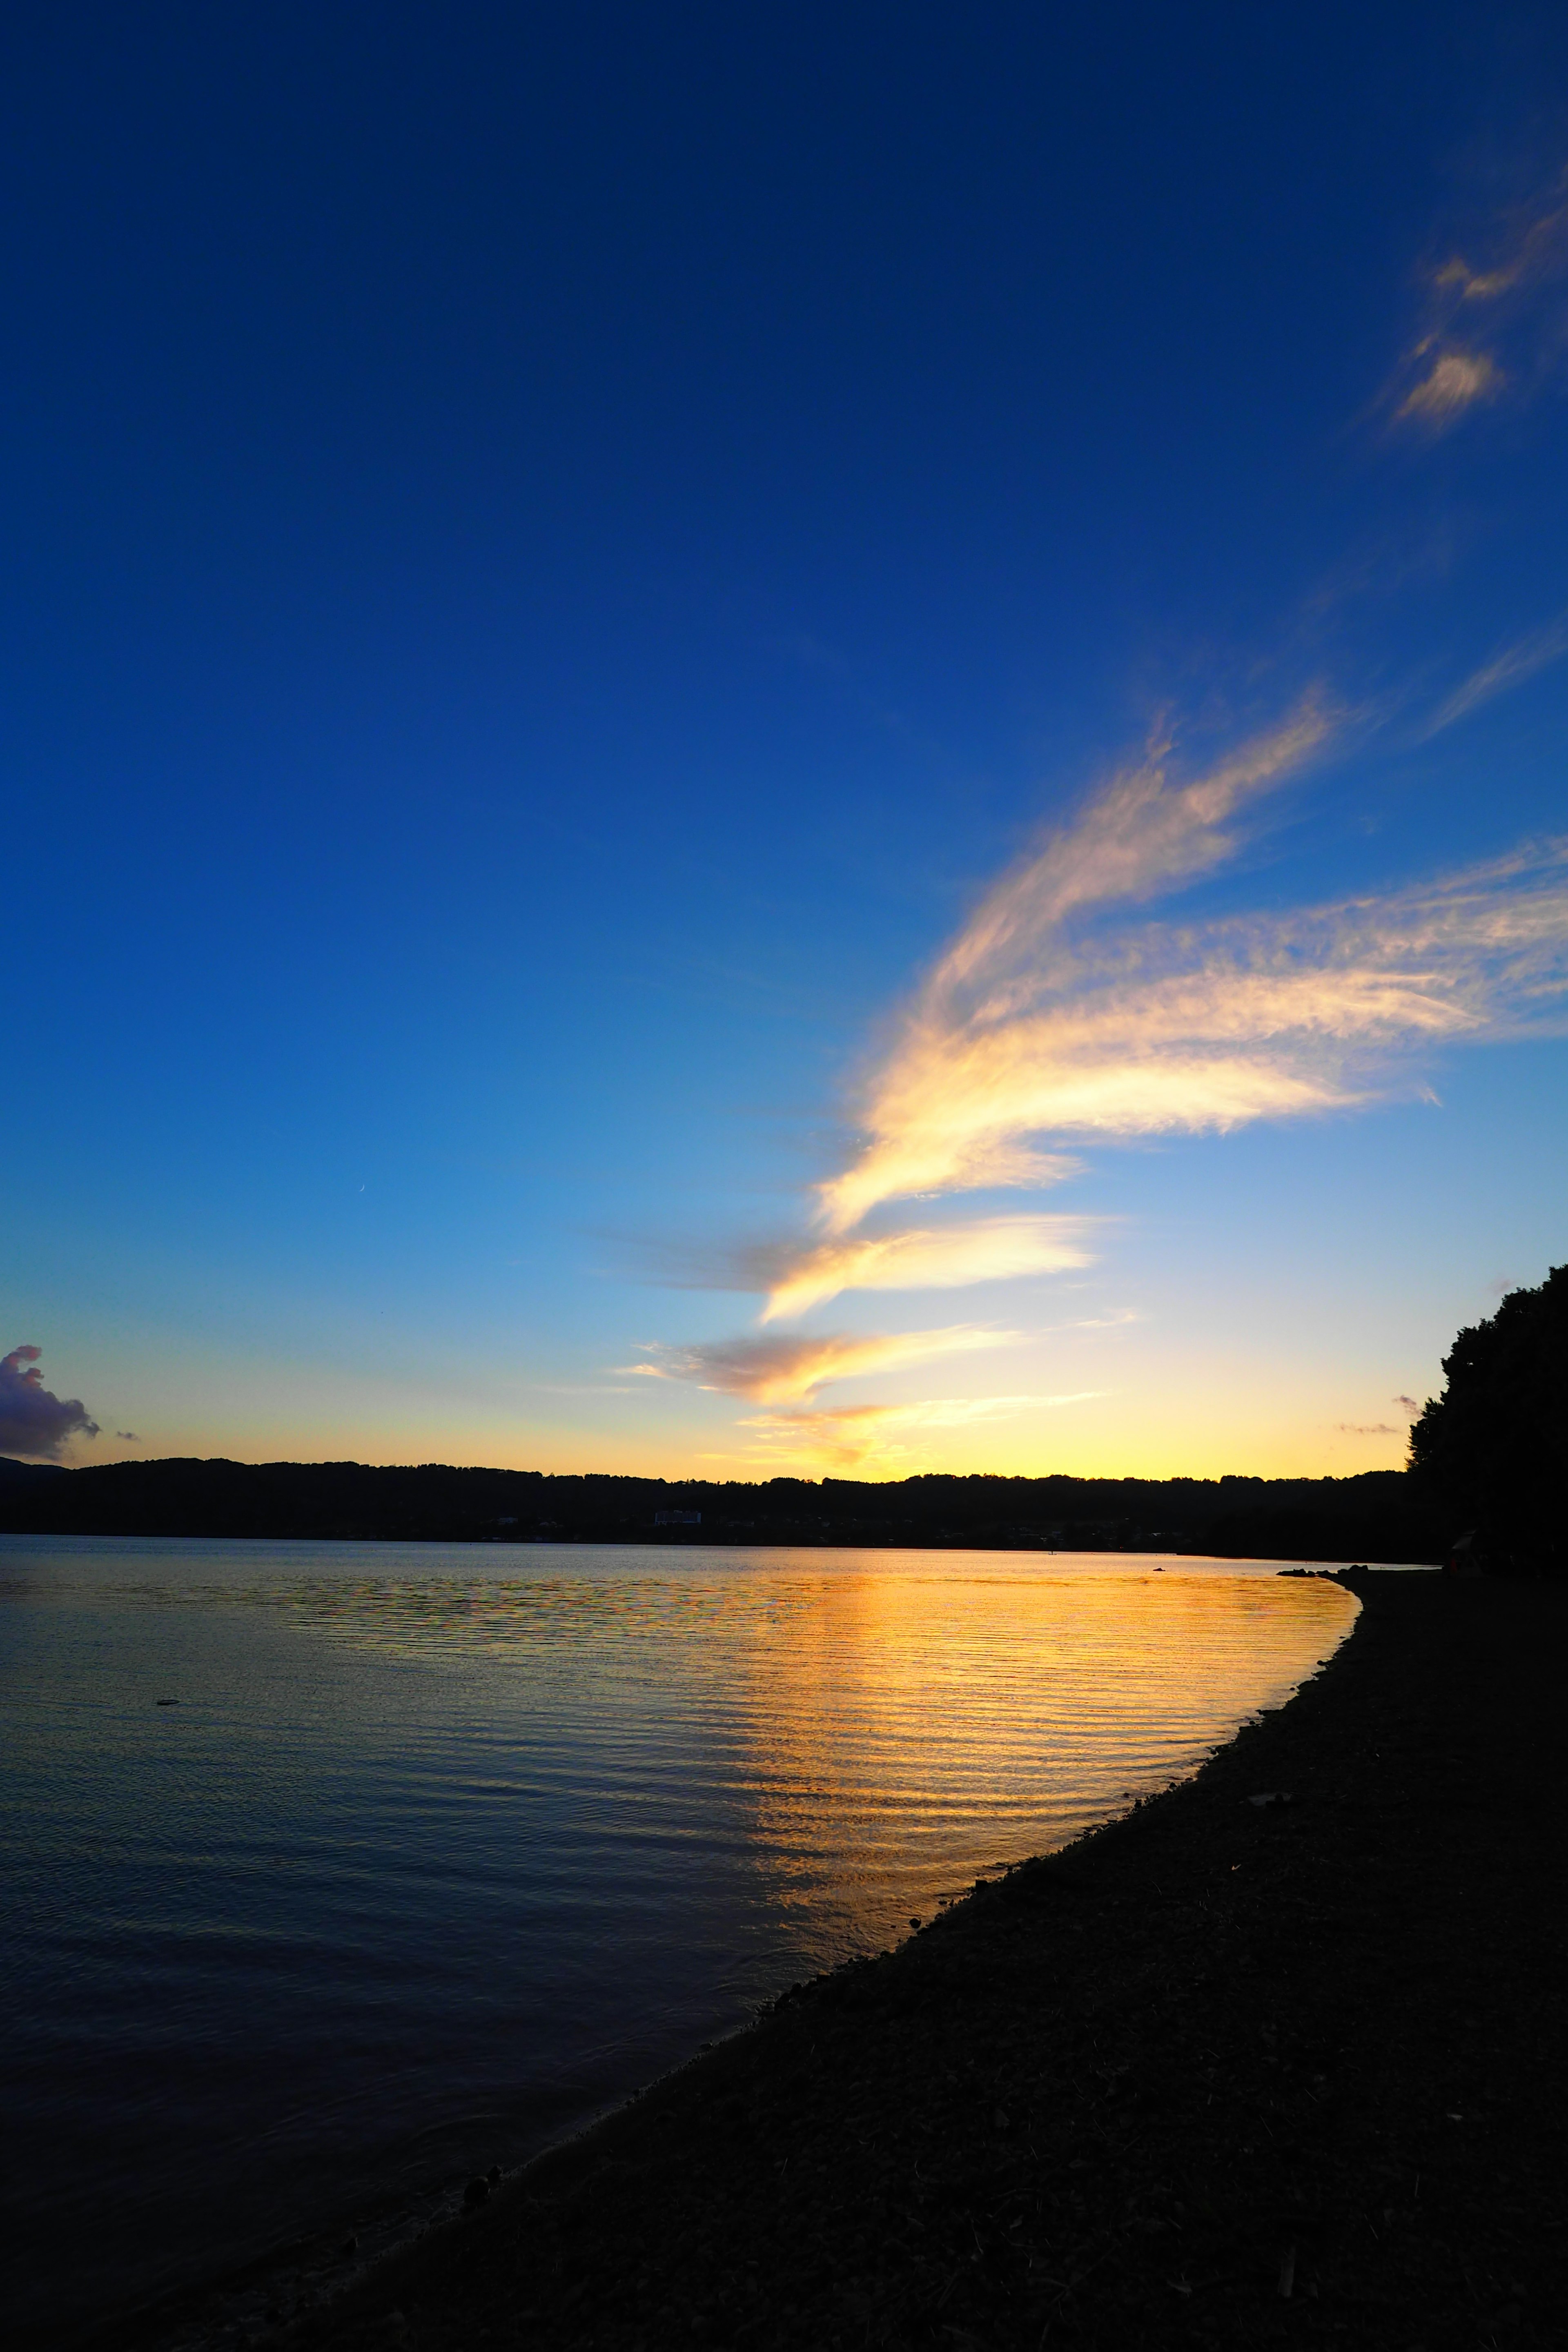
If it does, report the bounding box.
[1409,1265,1567,1571]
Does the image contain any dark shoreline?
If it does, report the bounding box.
[238,1569,1562,2352]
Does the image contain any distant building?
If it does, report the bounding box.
[654,1508,702,1527]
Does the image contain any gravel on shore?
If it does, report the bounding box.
[260,1573,1566,2349]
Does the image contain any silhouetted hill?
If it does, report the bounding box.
[0,1456,1444,1560]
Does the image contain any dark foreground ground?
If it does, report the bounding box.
[161,1574,1568,2351]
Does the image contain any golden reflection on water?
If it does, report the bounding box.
[188,1548,1356,1946]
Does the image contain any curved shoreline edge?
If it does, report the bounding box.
[116,1572,1567,2350]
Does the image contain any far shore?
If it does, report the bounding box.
[0,1454,1445,1568]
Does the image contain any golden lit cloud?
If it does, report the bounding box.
[863,868,1566,1227]
[621,1323,1020,1403]
[760,1214,1098,1322]
[815,701,1341,1234]
[807,703,1568,1240]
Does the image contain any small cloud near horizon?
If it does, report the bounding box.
[0,1346,100,1459]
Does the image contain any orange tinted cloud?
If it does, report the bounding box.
[623,1323,1019,1403]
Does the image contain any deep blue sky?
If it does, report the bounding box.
[6,3,1567,1475]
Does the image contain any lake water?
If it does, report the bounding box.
[0,1538,1358,2344]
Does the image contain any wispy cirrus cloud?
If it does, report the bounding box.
[1431,179,1568,307]
[1396,348,1503,428]
[760,1213,1097,1321]
[798,682,1568,1243]
[833,860,1568,1241]
[1421,608,1568,737]
[620,1323,1019,1404]
[813,699,1341,1235]
[627,664,1565,1325]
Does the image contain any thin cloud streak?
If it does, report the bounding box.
[738,1390,1106,1472]
[623,1324,1020,1404]
[760,1214,1098,1322]
[1422,609,1568,736]
[929,698,1337,1003]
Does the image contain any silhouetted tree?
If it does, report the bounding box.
[1408,1265,1568,1572]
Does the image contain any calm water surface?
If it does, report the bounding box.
[0,1538,1357,2339]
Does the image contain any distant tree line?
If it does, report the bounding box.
[0,1454,1445,1561]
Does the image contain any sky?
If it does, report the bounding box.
[4,2,1568,1481]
